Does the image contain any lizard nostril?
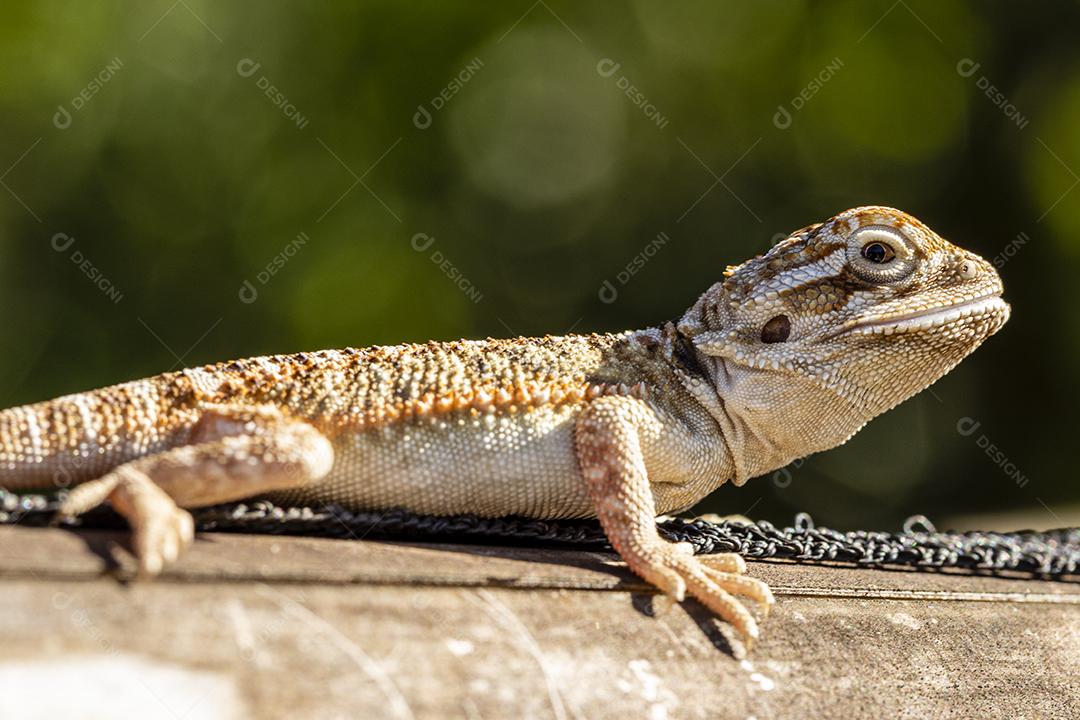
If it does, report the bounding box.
[959,260,978,281]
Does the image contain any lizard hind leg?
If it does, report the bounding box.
[574,397,774,647]
[58,404,334,576]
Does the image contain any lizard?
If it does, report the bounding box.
[0,206,1009,646]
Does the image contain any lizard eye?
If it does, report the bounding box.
[846,225,916,284]
[861,241,895,264]
[761,315,791,343]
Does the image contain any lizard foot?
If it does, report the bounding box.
[59,466,195,576]
[635,541,774,646]
[56,407,332,577]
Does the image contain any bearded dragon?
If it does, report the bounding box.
[0,206,1009,646]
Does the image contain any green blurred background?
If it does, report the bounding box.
[0,1,1076,530]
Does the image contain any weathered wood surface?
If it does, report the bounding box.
[0,525,1077,719]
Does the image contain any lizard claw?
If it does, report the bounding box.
[632,542,773,646]
[134,504,194,576]
[59,466,195,576]
[695,552,772,617]
[112,469,195,577]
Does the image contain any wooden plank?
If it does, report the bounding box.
[1,526,1076,600]
[1,526,1078,719]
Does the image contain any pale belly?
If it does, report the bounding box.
[270,404,595,519]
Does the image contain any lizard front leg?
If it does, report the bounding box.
[58,404,333,575]
[574,396,773,646]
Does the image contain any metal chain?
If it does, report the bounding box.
[2,489,1077,578]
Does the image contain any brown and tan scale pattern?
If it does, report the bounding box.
[0,206,1010,648]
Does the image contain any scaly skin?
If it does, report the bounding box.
[0,206,1009,647]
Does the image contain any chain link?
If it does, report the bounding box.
[2,490,1076,577]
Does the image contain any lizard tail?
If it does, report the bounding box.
[0,375,197,491]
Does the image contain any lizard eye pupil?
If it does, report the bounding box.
[761,315,791,343]
[861,242,895,264]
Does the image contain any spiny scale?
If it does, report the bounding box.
[0,206,1009,648]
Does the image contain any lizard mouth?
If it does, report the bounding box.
[842,294,1010,336]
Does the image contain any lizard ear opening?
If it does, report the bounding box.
[760,315,791,343]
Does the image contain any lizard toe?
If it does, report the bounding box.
[697,552,747,575]
[696,563,774,619]
[177,508,196,550]
[630,541,765,647]
[105,467,192,577]
[638,554,688,603]
[679,561,760,646]
[133,504,194,577]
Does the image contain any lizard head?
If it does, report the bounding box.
[678,206,1010,417]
